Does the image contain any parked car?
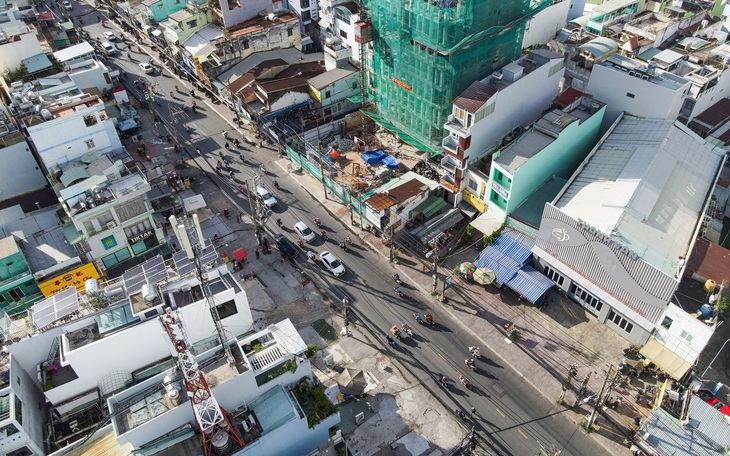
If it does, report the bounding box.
[138,62,154,74]
[294,221,316,243]
[62,0,73,10]
[101,42,116,55]
[319,251,345,276]
[256,186,277,208]
[274,234,299,259]
[103,31,117,41]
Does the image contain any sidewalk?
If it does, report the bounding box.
[280,160,648,455]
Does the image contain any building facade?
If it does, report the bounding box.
[366,0,555,151]
[532,116,725,345]
[0,237,43,315]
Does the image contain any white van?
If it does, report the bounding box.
[101,42,116,56]
[256,186,277,208]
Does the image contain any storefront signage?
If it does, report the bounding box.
[39,262,100,297]
[490,181,509,200]
[576,219,639,261]
[462,189,486,212]
[128,229,155,244]
[391,77,412,91]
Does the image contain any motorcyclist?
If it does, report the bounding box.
[469,346,480,357]
[415,313,423,324]
[175,85,179,92]
[307,251,316,261]
[170,91,174,98]
[466,358,476,368]
[393,273,400,283]
[441,376,448,386]
[296,238,304,248]
[274,180,280,189]
[394,286,402,296]
[276,218,283,227]
[321,230,328,240]
[425,314,433,324]
[314,218,321,227]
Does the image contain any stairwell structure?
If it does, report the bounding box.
[364,0,554,153]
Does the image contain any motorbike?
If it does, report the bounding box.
[390,325,402,341]
[393,274,401,285]
[296,238,304,249]
[339,241,348,251]
[314,218,322,228]
[469,346,481,358]
[425,314,434,326]
[385,334,397,349]
[459,375,472,390]
[307,251,316,261]
[413,313,424,325]
[274,181,280,190]
[455,409,467,420]
[321,231,328,241]
[465,359,477,371]
[394,287,404,298]
[259,164,267,174]
[439,375,450,388]
[401,324,413,337]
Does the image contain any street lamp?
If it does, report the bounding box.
[701,337,730,378]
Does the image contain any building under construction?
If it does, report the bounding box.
[363,0,554,153]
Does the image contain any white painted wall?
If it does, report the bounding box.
[585,65,689,132]
[219,0,273,29]
[286,0,319,32]
[0,139,47,201]
[269,91,310,113]
[523,0,571,48]
[687,69,730,122]
[0,28,43,74]
[333,9,360,62]
[28,107,123,170]
[7,356,47,456]
[568,0,587,21]
[67,60,113,92]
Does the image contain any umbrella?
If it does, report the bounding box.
[459,262,476,275]
[232,248,247,262]
[337,368,367,395]
[473,268,496,285]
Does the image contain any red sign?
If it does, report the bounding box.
[391,77,412,91]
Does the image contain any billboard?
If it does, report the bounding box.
[39,263,100,297]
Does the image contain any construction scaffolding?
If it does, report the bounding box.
[364,0,554,153]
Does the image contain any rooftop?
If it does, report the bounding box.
[0,236,19,258]
[600,55,691,91]
[225,12,298,39]
[690,97,730,130]
[308,68,356,90]
[510,177,568,229]
[686,238,730,285]
[555,117,724,276]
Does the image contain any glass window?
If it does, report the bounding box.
[85,139,95,149]
[186,19,197,28]
[544,266,564,286]
[301,0,310,7]
[468,179,477,191]
[101,248,131,269]
[302,10,311,21]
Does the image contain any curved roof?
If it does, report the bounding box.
[579,37,618,58]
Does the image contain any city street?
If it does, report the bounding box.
[74,11,615,455]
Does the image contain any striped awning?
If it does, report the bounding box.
[473,234,532,286]
[504,265,554,304]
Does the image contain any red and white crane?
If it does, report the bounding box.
[159,308,244,455]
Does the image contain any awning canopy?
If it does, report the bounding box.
[232,248,247,261]
[640,337,693,380]
[474,233,532,286]
[183,194,207,212]
[470,211,503,236]
[504,265,554,304]
[415,196,447,218]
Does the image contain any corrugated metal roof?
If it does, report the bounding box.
[308,68,356,90]
[474,231,533,285]
[453,81,496,113]
[364,193,396,211]
[505,265,554,304]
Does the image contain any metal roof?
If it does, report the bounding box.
[556,117,724,276]
[453,81,496,113]
[578,37,618,58]
[308,68,356,90]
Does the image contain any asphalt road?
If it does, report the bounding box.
[80,13,614,456]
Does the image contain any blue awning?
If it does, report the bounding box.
[504,265,554,304]
[474,233,532,285]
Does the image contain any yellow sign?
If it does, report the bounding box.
[39,263,100,297]
[462,189,486,213]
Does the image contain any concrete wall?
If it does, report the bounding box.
[220,0,273,29]
[67,60,113,92]
[585,65,689,133]
[9,356,48,455]
[523,0,571,48]
[687,69,730,122]
[270,91,310,113]
[0,138,46,202]
[0,29,43,74]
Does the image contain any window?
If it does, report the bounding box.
[569,284,602,314]
[475,103,495,123]
[301,0,310,7]
[454,107,466,122]
[661,316,673,329]
[83,114,97,127]
[157,4,163,9]
[544,265,565,286]
[607,310,634,334]
[85,139,95,149]
[216,299,238,319]
[339,29,347,39]
[7,447,33,456]
[626,92,635,99]
[101,248,132,269]
[186,19,197,28]
[302,10,311,21]
[243,39,250,49]
[8,288,24,302]
[680,330,693,343]
[287,29,293,37]
[324,91,331,99]
[468,179,477,191]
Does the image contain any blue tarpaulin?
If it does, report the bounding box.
[361,150,386,165]
[382,155,400,168]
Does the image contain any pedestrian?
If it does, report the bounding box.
[470,407,477,416]
[237,211,243,223]
[255,248,260,260]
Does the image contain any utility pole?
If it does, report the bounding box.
[388,225,395,263]
[244,181,262,247]
[430,237,440,293]
[586,365,613,429]
[559,363,578,404]
[579,371,592,397]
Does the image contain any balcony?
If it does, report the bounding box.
[440,154,465,174]
[445,114,469,136]
[439,174,459,194]
[442,136,458,154]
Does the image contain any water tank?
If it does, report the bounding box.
[141,283,157,302]
[92,186,103,201]
[704,279,717,293]
[211,431,232,455]
[647,60,657,76]
[41,109,53,120]
[699,304,712,319]
[163,376,180,405]
[85,279,100,297]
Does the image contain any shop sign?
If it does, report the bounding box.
[128,229,155,244]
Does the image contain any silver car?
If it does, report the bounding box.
[319,251,345,277]
[294,221,316,243]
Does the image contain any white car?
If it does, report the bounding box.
[138,62,154,74]
[62,0,73,10]
[319,251,345,277]
[103,31,117,41]
[294,221,316,243]
[101,42,116,55]
[256,186,277,208]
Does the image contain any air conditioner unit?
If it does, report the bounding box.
[34,271,47,280]
[106,221,116,230]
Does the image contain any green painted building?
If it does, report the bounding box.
[0,236,42,316]
[364,0,553,152]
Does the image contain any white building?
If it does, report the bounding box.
[0,106,47,203]
[63,58,114,93]
[286,0,319,32]
[532,115,726,346]
[363,178,432,233]
[523,0,572,48]
[308,67,358,122]
[0,3,43,74]
[59,161,165,272]
[585,55,691,132]
[2,254,339,455]
[440,49,565,208]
